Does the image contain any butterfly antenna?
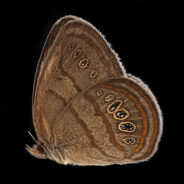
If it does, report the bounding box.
[28,130,38,144]
[27,131,47,153]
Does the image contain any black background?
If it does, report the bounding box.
[1,1,178,183]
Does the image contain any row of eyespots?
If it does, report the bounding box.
[95,90,137,145]
[69,42,99,80]
[73,48,100,80]
[107,100,137,145]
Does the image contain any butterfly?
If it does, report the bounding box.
[26,15,163,166]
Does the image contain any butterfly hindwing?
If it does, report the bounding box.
[52,77,162,165]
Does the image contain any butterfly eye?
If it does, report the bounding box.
[73,49,82,59]
[79,59,89,68]
[37,145,45,154]
[118,122,136,133]
[114,108,129,120]
[107,100,122,114]
[123,137,136,145]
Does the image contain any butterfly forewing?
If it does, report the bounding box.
[32,16,125,144]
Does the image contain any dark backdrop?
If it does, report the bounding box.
[1,1,176,183]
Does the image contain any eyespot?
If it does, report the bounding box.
[68,42,76,51]
[118,122,136,133]
[107,100,122,114]
[96,89,103,97]
[90,71,98,79]
[123,137,136,145]
[79,59,89,69]
[73,49,82,59]
[105,94,114,102]
[113,108,129,120]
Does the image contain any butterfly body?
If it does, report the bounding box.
[26,15,163,166]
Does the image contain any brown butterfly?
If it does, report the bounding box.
[26,15,163,166]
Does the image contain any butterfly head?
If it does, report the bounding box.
[25,131,49,159]
[26,143,47,159]
[26,131,67,164]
